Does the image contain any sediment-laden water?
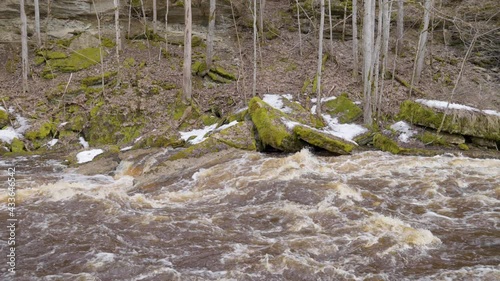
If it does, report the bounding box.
[1,149,499,280]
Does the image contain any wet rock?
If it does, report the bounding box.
[418,130,465,146]
[471,137,498,149]
[248,97,303,152]
[293,124,355,155]
[168,137,230,160]
[211,121,256,151]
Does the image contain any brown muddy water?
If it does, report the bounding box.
[0,149,499,281]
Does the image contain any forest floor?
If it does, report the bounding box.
[0,0,499,140]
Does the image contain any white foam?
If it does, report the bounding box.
[76,149,104,164]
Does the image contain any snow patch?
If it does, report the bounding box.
[390,121,417,143]
[120,146,133,152]
[0,111,31,144]
[47,139,59,147]
[0,106,6,112]
[321,114,367,142]
[262,94,293,113]
[0,127,21,144]
[216,120,238,131]
[79,137,89,148]
[77,149,104,164]
[180,124,218,144]
[416,99,500,117]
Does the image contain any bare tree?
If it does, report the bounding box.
[34,0,41,46]
[92,0,105,92]
[183,0,192,102]
[252,0,257,97]
[128,0,132,38]
[114,0,122,55]
[165,0,169,53]
[362,0,375,125]
[377,0,392,115]
[206,0,216,71]
[259,0,266,41]
[316,0,325,116]
[396,0,404,55]
[327,0,333,54]
[153,0,157,33]
[20,0,28,93]
[295,0,302,56]
[415,0,433,84]
[352,0,359,77]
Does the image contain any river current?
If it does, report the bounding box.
[0,149,499,280]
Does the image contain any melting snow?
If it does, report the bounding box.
[0,127,21,144]
[47,139,59,147]
[120,146,133,152]
[263,94,293,113]
[79,137,89,148]
[0,110,31,144]
[180,124,218,144]
[390,121,417,143]
[77,149,104,164]
[416,99,500,117]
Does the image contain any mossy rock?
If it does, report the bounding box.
[133,134,184,149]
[168,137,229,160]
[81,71,117,87]
[36,50,67,60]
[458,143,469,151]
[207,71,231,84]
[45,47,103,73]
[201,114,219,126]
[323,93,363,123]
[25,121,56,141]
[418,130,465,146]
[0,109,9,128]
[10,138,24,153]
[86,104,145,146]
[167,35,203,47]
[353,131,374,146]
[248,97,303,152]
[373,133,407,154]
[192,61,208,76]
[398,100,500,141]
[280,97,324,128]
[210,66,236,81]
[228,109,249,123]
[470,137,497,149]
[211,121,257,151]
[293,124,355,155]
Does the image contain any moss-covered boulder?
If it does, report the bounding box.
[323,93,362,123]
[86,103,144,146]
[293,125,355,155]
[0,108,8,128]
[133,133,184,149]
[211,121,256,151]
[418,130,465,146]
[399,100,500,141]
[44,47,103,74]
[25,121,57,149]
[81,71,117,87]
[373,133,407,154]
[280,97,324,127]
[10,138,24,153]
[249,97,303,152]
[210,66,237,81]
[168,137,230,160]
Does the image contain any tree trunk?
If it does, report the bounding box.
[127,1,132,38]
[20,0,28,93]
[362,0,375,125]
[206,0,216,71]
[34,0,41,46]
[252,0,257,97]
[183,0,192,102]
[415,0,432,84]
[352,0,359,78]
[259,0,265,41]
[114,0,121,55]
[378,0,391,116]
[396,0,404,55]
[165,0,169,53]
[372,0,383,114]
[153,0,157,33]
[316,0,325,116]
[92,0,105,93]
[295,0,302,56]
[328,0,333,54]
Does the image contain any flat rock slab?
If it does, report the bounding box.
[293,124,356,155]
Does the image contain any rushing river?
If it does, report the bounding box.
[1,149,499,281]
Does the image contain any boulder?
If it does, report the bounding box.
[399,100,500,141]
[248,97,303,152]
[323,93,362,123]
[69,33,101,50]
[211,121,256,151]
[293,124,356,155]
[0,108,8,128]
[168,137,230,160]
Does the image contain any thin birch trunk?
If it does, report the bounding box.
[139,0,150,58]
[206,0,216,71]
[378,0,391,116]
[415,0,432,84]
[316,0,325,116]
[352,0,359,78]
[372,0,383,114]
[114,0,122,54]
[92,0,105,93]
[259,0,265,42]
[183,0,192,102]
[342,0,347,42]
[165,0,169,53]
[153,0,157,33]
[20,0,28,93]
[362,0,375,125]
[128,1,132,38]
[252,0,257,97]
[396,0,404,55]
[295,0,302,56]
[230,0,245,97]
[328,0,333,54]
[34,0,41,46]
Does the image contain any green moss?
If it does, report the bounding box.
[0,110,8,128]
[5,56,19,74]
[36,50,67,60]
[228,109,249,123]
[373,133,405,154]
[323,93,362,123]
[34,56,46,66]
[201,115,219,126]
[46,47,102,73]
[249,97,302,152]
[25,122,56,141]
[212,121,256,151]
[100,37,116,48]
[294,125,355,154]
[55,37,76,48]
[192,35,203,47]
[10,138,24,153]
[301,79,311,94]
[88,108,144,145]
[123,57,136,68]
[192,61,208,75]
[41,71,57,79]
[210,66,237,80]
[418,131,448,146]
[207,71,231,84]
[81,71,117,87]
[458,143,469,150]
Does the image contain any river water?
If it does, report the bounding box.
[1,149,499,280]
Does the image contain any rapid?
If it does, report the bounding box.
[1,149,499,280]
